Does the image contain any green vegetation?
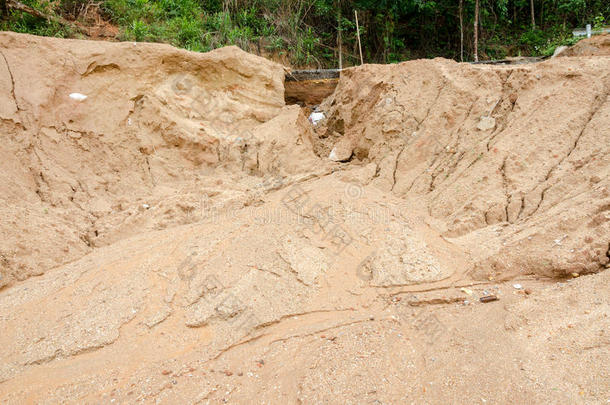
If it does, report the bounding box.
[1,0,608,67]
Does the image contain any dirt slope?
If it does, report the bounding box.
[558,33,610,57]
[318,56,610,280]
[0,32,290,288]
[0,32,608,403]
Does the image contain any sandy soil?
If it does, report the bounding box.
[0,32,608,403]
[558,33,610,57]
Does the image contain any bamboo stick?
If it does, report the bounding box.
[354,10,363,65]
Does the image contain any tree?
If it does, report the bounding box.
[474,0,479,62]
[337,0,342,69]
[530,0,536,29]
[459,0,464,62]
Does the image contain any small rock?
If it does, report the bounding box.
[480,295,499,303]
[552,45,568,58]
[161,370,171,375]
[460,287,473,295]
[329,136,354,162]
[476,116,496,131]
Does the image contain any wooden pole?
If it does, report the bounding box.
[355,10,363,65]
[530,0,536,29]
[474,0,479,62]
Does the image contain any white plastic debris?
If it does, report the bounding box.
[142,204,150,209]
[308,111,325,125]
[69,93,88,101]
[513,283,523,290]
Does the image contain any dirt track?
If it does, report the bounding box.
[0,32,608,403]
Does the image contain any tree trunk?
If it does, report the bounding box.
[513,0,516,26]
[459,0,464,62]
[337,1,342,69]
[530,0,536,29]
[474,0,479,62]
[1,0,7,18]
[7,0,88,33]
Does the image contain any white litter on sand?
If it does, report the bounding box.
[69,93,88,101]
[309,112,325,125]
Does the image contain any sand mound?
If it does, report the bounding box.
[0,32,608,403]
[557,33,610,57]
[0,32,301,288]
[318,57,610,279]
